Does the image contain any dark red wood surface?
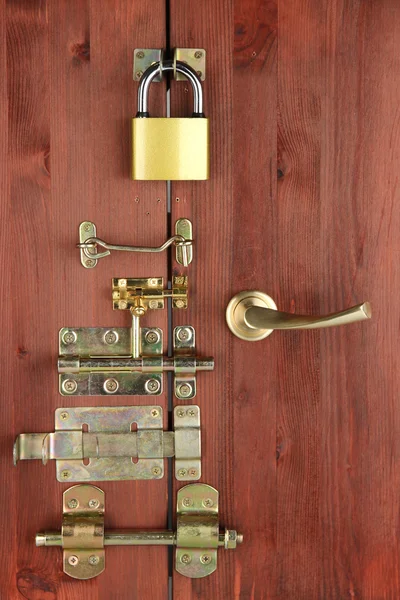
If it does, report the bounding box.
[1,1,169,599]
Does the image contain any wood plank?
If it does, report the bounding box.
[170,1,278,597]
[1,1,168,598]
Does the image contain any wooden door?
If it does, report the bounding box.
[2,1,400,599]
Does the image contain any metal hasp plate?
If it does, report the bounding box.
[133,48,206,81]
[58,277,214,399]
[133,48,164,81]
[78,219,193,269]
[14,405,201,482]
[35,483,242,581]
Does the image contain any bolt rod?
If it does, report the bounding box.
[58,357,214,373]
[36,531,243,548]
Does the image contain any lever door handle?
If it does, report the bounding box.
[226,291,371,341]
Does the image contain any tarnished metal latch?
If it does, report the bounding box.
[14,405,201,482]
[78,219,193,269]
[35,483,242,580]
[134,48,206,81]
[58,277,214,399]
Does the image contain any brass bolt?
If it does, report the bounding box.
[104,378,119,394]
[68,555,79,566]
[88,499,100,509]
[136,50,145,59]
[63,331,76,345]
[61,470,71,480]
[180,553,192,564]
[151,408,160,418]
[104,330,118,345]
[178,383,192,398]
[63,380,77,394]
[60,411,69,421]
[88,555,100,565]
[194,50,203,59]
[188,468,198,478]
[145,379,161,394]
[176,408,186,418]
[152,466,162,476]
[202,498,213,508]
[182,497,193,507]
[200,554,212,565]
[145,330,160,344]
[67,498,79,509]
[178,468,187,477]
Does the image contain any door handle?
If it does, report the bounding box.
[226,290,371,341]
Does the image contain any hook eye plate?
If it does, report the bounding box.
[226,290,277,341]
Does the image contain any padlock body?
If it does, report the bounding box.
[132,118,209,180]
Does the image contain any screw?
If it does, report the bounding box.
[118,300,128,310]
[148,299,159,309]
[88,499,100,509]
[118,279,127,287]
[136,50,145,59]
[62,380,77,394]
[200,554,212,565]
[60,411,69,421]
[182,497,193,507]
[149,278,158,286]
[176,327,191,342]
[176,408,186,418]
[68,555,79,566]
[152,466,162,476]
[178,468,187,477]
[178,383,192,398]
[135,197,140,203]
[180,554,192,564]
[145,379,160,394]
[104,330,118,345]
[67,498,79,509]
[136,70,143,79]
[83,223,92,232]
[88,555,100,565]
[175,299,185,309]
[202,498,214,508]
[104,378,119,394]
[194,50,203,59]
[85,259,95,267]
[63,331,76,345]
[151,409,160,418]
[187,408,196,417]
[61,470,71,480]
[197,71,202,78]
[145,330,160,344]
[188,468,198,477]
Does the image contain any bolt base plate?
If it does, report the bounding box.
[226,291,277,341]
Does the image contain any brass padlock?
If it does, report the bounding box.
[132,59,209,181]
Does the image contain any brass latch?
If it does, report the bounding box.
[35,483,242,580]
[58,277,214,399]
[78,218,193,269]
[14,405,201,481]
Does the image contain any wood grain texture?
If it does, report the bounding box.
[1,1,168,598]
[170,0,277,598]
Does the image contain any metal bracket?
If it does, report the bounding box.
[35,483,242,580]
[133,48,206,81]
[14,405,201,482]
[78,219,193,269]
[58,278,214,398]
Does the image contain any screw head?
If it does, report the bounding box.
[136,50,145,59]
[149,278,158,286]
[118,300,128,309]
[88,555,100,565]
[118,279,127,287]
[61,470,71,480]
[194,50,203,59]
[200,554,212,565]
[178,468,187,478]
[196,70,202,78]
[180,553,192,564]
[176,408,186,418]
[202,498,214,508]
[178,383,192,398]
[145,379,161,394]
[83,222,92,232]
[136,70,143,79]
[182,497,193,507]
[104,330,118,345]
[88,499,100,509]
[145,330,160,344]
[151,408,160,418]
[188,468,198,478]
[152,466,162,476]
[148,300,159,309]
[85,259,95,267]
[176,327,192,342]
[187,408,196,417]
[60,411,69,421]
[104,378,119,394]
[68,555,79,566]
[63,331,77,345]
[175,299,185,309]
[62,379,77,394]
[67,498,79,509]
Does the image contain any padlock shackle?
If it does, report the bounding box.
[137,59,204,117]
